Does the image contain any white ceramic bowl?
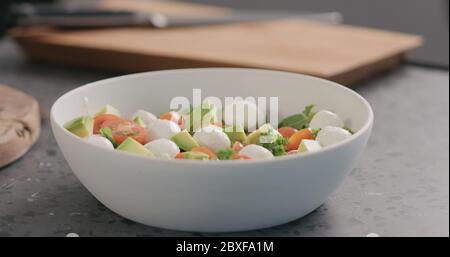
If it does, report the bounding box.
[51,68,373,232]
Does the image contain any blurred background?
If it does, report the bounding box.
[0,0,448,67]
[189,0,449,68]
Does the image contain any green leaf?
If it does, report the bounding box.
[311,128,321,138]
[217,148,234,160]
[258,129,288,156]
[303,104,315,117]
[278,104,316,130]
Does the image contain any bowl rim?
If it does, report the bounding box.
[51,68,374,166]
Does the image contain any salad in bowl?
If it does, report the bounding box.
[51,68,373,232]
[64,101,354,161]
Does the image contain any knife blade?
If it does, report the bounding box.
[9,4,343,29]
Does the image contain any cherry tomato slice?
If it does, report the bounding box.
[278,127,298,139]
[232,141,244,152]
[93,114,121,134]
[191,146,218,160]
[175,152,186,159]
[100,119,149,145]
[231,154,251,160]
[286,128,314,151]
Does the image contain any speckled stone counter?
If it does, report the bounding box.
[0,39,448,237]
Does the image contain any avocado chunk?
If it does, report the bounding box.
[188,101,218,131]
[171,130,199,151]
[244,124,273,145]
[116,137,154,157]
[245,130,260,145]
[225,124,247,143]
[99,127,118,148]
[64,116,93,138]
[95,104,121,117]
[133,116,146,128]
[183,151,210,160]
[298,139,322,153]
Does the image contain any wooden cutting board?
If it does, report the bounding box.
[9,0,422,85]
[0,85,40,168]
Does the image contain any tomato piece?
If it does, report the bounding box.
[100,119,149,145]
[278,127,298,139]
[232,141,244,152]
[175,152,186,159]
[93,114,121,134]
[286,128,314,151]
[191,146,218,160]
[231,154,251,160]
[159,112,174,121]
[160,111,184,129]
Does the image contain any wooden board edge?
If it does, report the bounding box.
[12,37,260,71]
[329,34,422,85]
[329,53,406,85]
[9,22,424,86]
[13,37,415,86]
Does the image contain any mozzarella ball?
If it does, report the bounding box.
[158,154,173,160]
[144,138,180,158]
[147,119,181,141]
[132,110,157,128]
[309,110,344,129]
[193,125,231,152]
[85,135,114,150]
[239,144,274,160]
[223,100,264,131]
[316,126,352,147]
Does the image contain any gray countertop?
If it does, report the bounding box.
[0,39,448,237]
